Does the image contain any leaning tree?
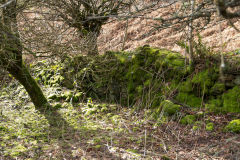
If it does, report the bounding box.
[0,0,49,109]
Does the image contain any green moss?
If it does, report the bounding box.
[192,125,198,131]
[206,122,214,131]
[210,83,225,95]
[205,98,223,113]
[179,80,192,93]
[222,86,240,113]
[180,115,196,125]
[224,119,240,133]
[192,121,201,131]
[9,144,27,157]
[72,92,83,102]
[161,155,172,160]
[191,70,214,94]
[160,100,181,116]
[176,92,202,107]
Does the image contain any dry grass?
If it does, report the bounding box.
[98,3,240,54]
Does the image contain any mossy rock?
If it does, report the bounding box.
[180,115,196,125]
[210,83,225,95]
[58,45,187,109]
[206,122,214,131]
[160,100,181,116]
[176,92,202,107]
[179,80,192,93]
[205,98,223,113]
[224,119,240,133]
[191,70,217,95]
[222,86,240,113]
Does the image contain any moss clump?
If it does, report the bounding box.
[205,98,223,113]
[125,45,186,107]
[180,115,196,125]
[179,80,192,93]
[224,119,240,133]
[210,83,225,95]
[222,86,240,113]
[191,70,215,95]
[159,100,181,116]
[176,92,202,107]
[161,155,172,160]
[192,121,202,131]
[206,122,214,131]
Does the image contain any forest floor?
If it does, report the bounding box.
[0,83,240,160]
[1,2,240,159]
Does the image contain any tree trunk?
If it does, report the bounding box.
[188,0,195,69]
[0,0,49,110]
[86,31,99,55]
[7,64,49,110]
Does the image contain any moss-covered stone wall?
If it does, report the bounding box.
[32,45,240,113]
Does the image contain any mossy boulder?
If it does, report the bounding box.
[222,86,240,113]
[224,119,240,133]
[176,92,202,107]
[205,98,223,113]
[159,100,181,116]
[179,80,192,93]
[206,122,214,131]
[191,70,216,95]
[180,115,196,125]
[210,83,225,95]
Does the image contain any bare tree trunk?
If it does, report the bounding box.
[86,31,99,55]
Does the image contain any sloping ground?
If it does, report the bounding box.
[1,48,240,159]
[98,4,240,54]
[0,84,240,160]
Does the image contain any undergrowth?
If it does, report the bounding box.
[1,45,240,159]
